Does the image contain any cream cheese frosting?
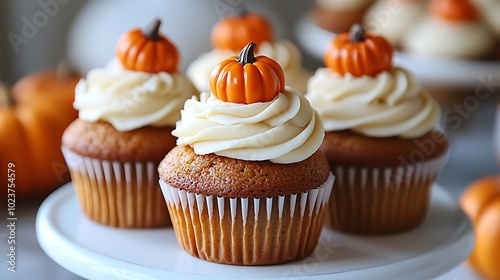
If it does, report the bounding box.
[316,0,374,11]
[186,40,311,94]
[74,60,198,131]
[306,66,441,138]
[364,0,426,45]
[402,16,493,59]
[173,88,325,164]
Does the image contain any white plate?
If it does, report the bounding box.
[296,14,500,87]
[36,183,473,280]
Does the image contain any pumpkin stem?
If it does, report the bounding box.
[144,19,162,41]
[0,83,14,107]
[236,42,257,64]
[57,60,79,80]
[350,24,367,43]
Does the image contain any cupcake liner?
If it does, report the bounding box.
[159,173,334,265]
[62,147,170,228]
[327,153,448,235]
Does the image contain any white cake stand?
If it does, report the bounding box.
[296,14,500,87]
[36,182,473,280]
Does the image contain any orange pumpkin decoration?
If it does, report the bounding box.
[460,175,500,280]
[210,42,285,104]
[116,19,179,73]
[430,0,479,21]
[324,24,393,77]
[0,65,80,198]
[211,7,273,52]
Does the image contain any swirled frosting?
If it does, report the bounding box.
[74,60,198,131]
[364,0,426,45]
[173,88,325,164]
[402,17,493,59]
[186,40,311,93]
[306,67,440,138]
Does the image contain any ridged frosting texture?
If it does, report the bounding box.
[186,40,311,93]
[74,60,198,131]
[173,89,325,164]
[306,66,440,138]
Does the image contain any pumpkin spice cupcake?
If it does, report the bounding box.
[311,0,375,34]
[306,25,449,234]
[62,19,198,228]
[187,6,312,94]
[159,43,334,265]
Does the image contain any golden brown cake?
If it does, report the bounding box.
[158,42,334,265]
[61,19,198,228]
[306,25,449,234]
[312,0,375,34]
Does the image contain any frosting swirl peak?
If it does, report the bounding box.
[306,67,440,138]
[173,88,324,163]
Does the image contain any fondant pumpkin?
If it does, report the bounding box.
[460,175,500,280]
[430,0,479,21]
[116,19,179,73]
[0,66,80,198]
[324,24,393,77]
[211,7,273,52]
[210,42,285,104]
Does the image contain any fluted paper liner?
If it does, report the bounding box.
[62,147,170,228]
[326,153,448,234]
[159,173,334,265]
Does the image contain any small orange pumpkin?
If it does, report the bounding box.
[116,19,179,73]
[211,7,273,52]
[430,0,479,21]
[460,175,500,280]
[210,42,285,104]
[324,24,393,77]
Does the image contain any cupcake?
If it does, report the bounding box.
[311,0,375,34]
[402,0,494,59]
[186,6,311,94]
[159,43,334,265]
[306,25,449,234]
[363,0,427,47]
[62,19,198,228]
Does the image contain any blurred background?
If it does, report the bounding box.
[1,0,498,279]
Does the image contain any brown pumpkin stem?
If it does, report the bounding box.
[144,19,161,41]
[237,42,257,64]
[0,83,14,107]
[57,60,79,80]
[350,24,367,43]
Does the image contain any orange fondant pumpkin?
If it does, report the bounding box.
[211,7,273,52]
[210,42,285,104]
[460,175,500,280]
[116,19,179,73]
[430,0,479,21]
[0,66,80,198]
[324,24,393,77]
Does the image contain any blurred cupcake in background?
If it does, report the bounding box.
[311,0,375,34]
[473,0,500,58]
[62,19,198,228]
[364,0,427,47]
[306,25,449,234]
[187,5,312,94]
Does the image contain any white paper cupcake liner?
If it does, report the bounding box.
[62,147,170,228]
[327,153,448,234]
[159,172,334,265]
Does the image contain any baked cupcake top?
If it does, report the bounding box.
[74,19,198,131]
[186,7,310,93]
[316,0,374,11]
[401,0,493,59]
[306,24,441,139]
[175,43,324,164]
